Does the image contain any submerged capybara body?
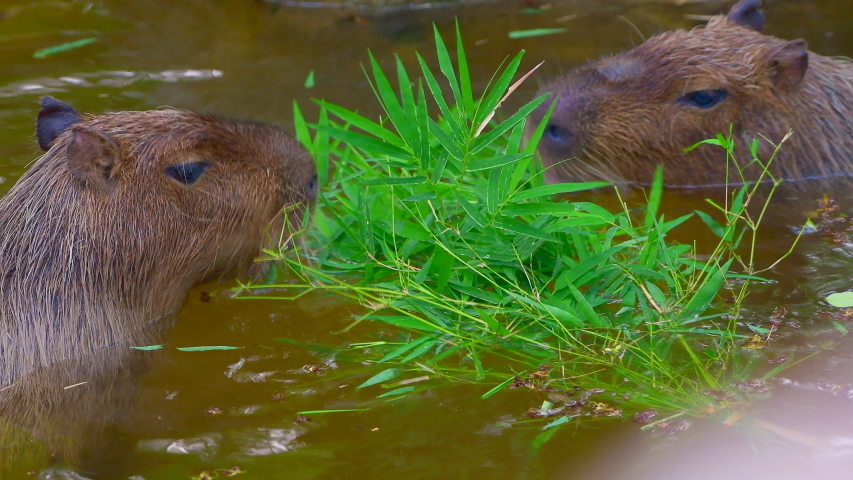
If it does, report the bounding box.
[0,98,316,473]
[530,0,853,188]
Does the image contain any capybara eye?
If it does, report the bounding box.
[307,174,318,197]
[164,161,212,185]
[546,124,571,144]
[679,89,728,109]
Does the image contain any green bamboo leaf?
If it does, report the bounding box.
[395,55,416,119]
[456,193,488,227]
[545,216,610,231]
[415,80,430,168]
[377,386,416,398]
[682,258,733,317]
[429,119,465,160]
[541,301,583,328]
[695,210,725,238]
[683,137,724,152]
[643,281,667,309]
[378,336,434,363]
[470,94,548,154]
[34,37,98,59]
[414,254,435,285]
[359,176,427,186]
[455,21,474,113]
[512,182,610,201]
[433,25,463,114]
[481,372,525,399]
[368,51,416,145]
[403,192,437,202]
[827,292,853,308]
[450,283,501,303]
[292,101,312,151]
[644,166,664,229]
[476,308,511,336]
[531,421,563,452]
[542,416,569,430]
[313,124,410,158]
[476,51,525,126]
[176,346,241,351]
[564,282,602,327]
[431,151,449,183]
[502,203,590,216]
[304,70,315,88]
[132,345,163,351]
[356,368,402,389]
[401,340,437,362]
[468,154,529,171]
[524,98,555,154]
[417,53,464,139]
[434,248,453,293]
[298,408,370,414]
[314,100,406,147]
[493,217,555,241]
[366,315,440,332]
[394,220,431,241]
[508,28,567,39]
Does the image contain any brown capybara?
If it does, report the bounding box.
[529,0,853,188]
[0,97,316,474]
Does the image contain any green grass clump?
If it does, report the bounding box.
[240,24,809,428]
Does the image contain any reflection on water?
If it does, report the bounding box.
[2,0,853,478]
[0,69,224,98]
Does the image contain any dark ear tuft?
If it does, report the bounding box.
[768,39,809,89]
[36,96,83,152]
[66,126,121,190]
[727,0,764,32]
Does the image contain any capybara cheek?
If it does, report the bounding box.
[544,167,567,185]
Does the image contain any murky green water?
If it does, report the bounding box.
[3,0,853,478]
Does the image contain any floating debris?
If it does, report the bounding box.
[633,409,658,424]
[33,37,98,59]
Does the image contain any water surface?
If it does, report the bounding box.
[3,0,853,478]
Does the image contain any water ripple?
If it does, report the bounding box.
[0,69,224,98]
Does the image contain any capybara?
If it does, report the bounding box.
[0,97,317,474]
[529,0,853,188]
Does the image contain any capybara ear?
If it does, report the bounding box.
[66,126,121,190]
[36,96,83,152]
[727,0,764,32]
[767,39,809,89]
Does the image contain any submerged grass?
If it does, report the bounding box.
[238,24,812,435]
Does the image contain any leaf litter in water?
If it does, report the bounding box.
[507,28,567,39]
[34,37,98,59]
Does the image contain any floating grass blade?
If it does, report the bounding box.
[34,37,98,59]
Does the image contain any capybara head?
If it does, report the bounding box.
[529,0,853,188]
[0,97,317,387]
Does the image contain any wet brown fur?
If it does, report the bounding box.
[530,2,853,188]
[0,104,316,471]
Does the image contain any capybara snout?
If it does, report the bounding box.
[530,0,853,188]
